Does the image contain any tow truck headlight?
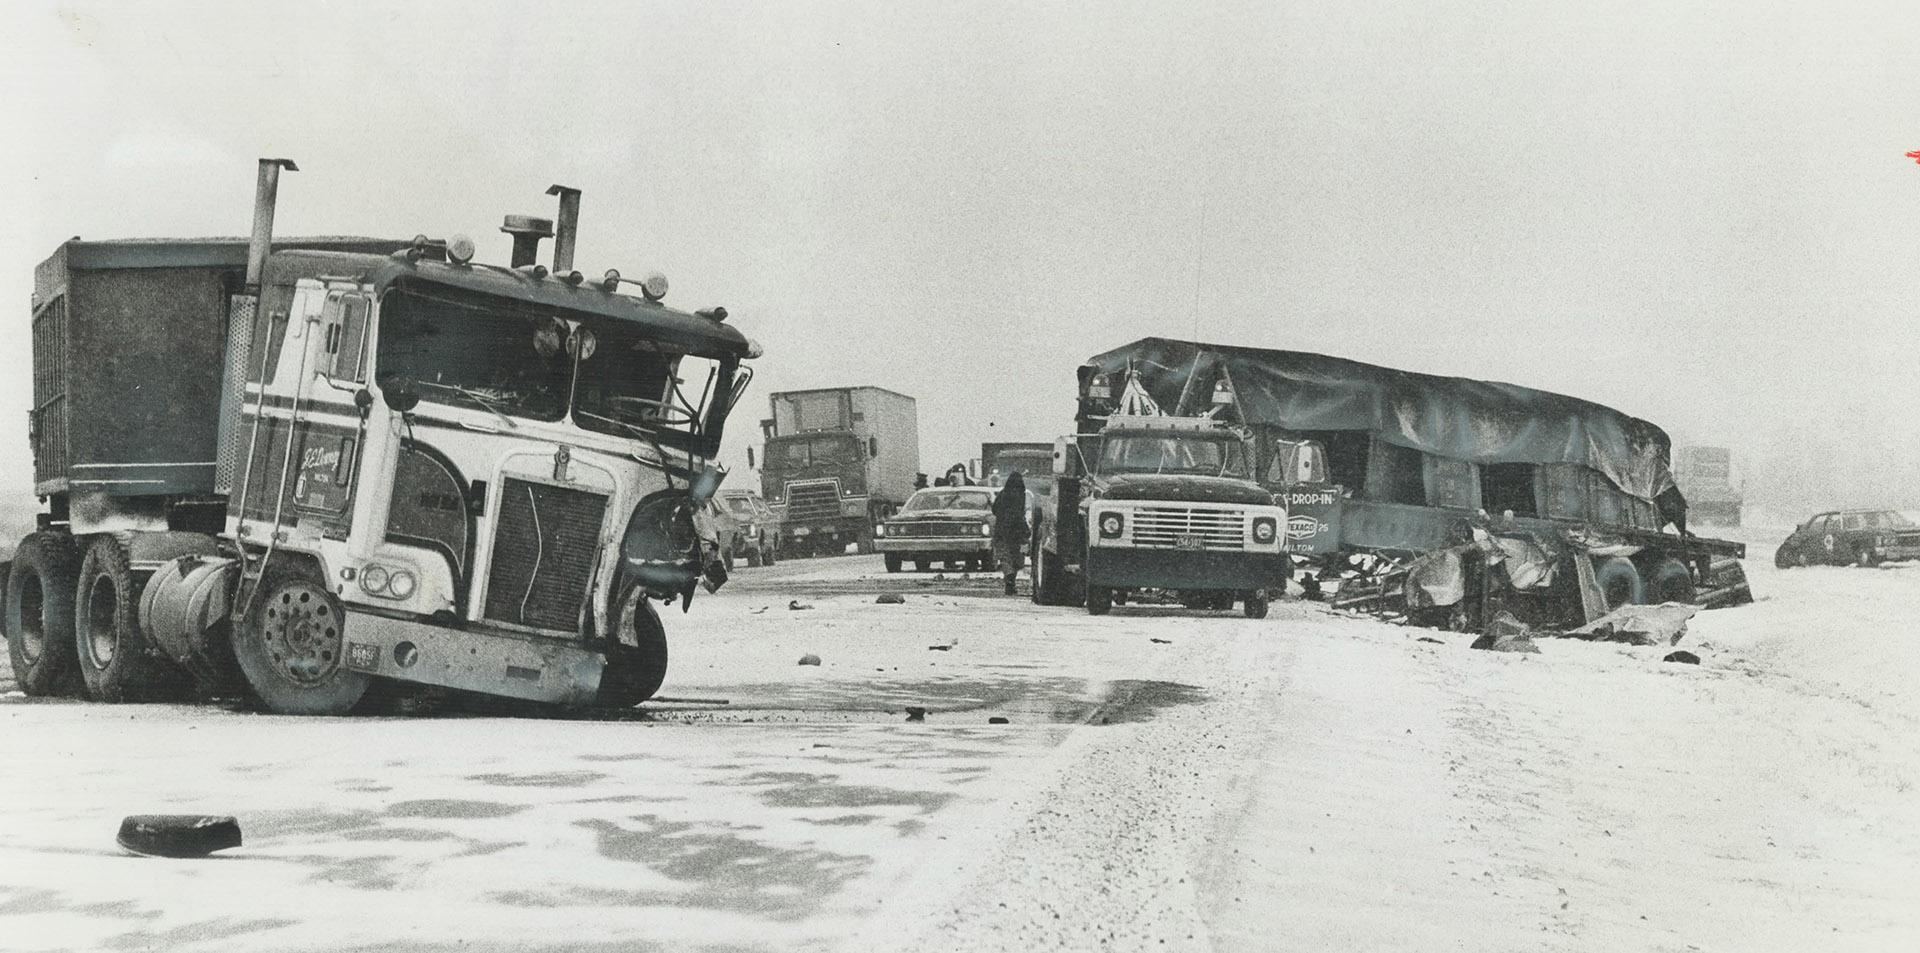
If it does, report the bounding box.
[387,570,417,599]
[1098,511,1125,540]
[980,522,993,537]
[1252,517,1277,544]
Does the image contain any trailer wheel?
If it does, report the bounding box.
[1085,585,1113,616]
[1594,556,1645,610]
[1243,592,1270,619]
[231,562,370,716]
[4,533,80,696]
[598,596,668,708]
[884,554,903,573]
[1645,557,1696,604]
[73,536,185,702]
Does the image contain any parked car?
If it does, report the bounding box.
[1774,510,1920,568]
[719,489,781,566]
[874,485,999,573]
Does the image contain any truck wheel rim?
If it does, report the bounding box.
[261,582,343,686]
[85,573,119,667]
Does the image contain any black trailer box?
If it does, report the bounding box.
[29,238,405,499]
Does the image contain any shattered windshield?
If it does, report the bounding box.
[902,489,992,513]
[766,434,862,468]
[375,281,737,450]
[1099,433,1250,478]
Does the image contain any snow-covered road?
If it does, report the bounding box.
[3,532,1916,952]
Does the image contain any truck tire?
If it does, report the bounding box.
[1594,556,1645,611]
[73,536,185,702]
[5,533,80,696]
[598,596,668,708]
[1645,557,1697,604]
[1085,585,1113,616]
[1031,525,1069,606]
[764,543,776,567]
[1243,592,1270,619]
[231,561,370,715]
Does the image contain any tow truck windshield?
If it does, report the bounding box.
[1099,432,1251,479]
[374,282,736,451]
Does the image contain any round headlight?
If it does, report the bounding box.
[360,564,390,594]
[387,570,417,599]
[1100,513,1123,536]
[1253,521,1275,543]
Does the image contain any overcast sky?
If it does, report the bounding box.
[3,0,1916,515]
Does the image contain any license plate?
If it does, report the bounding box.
[345,642,380,672]
[791,527,811,536]
[1174,533,1204,551]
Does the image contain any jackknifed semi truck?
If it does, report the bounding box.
[4,159,758,714]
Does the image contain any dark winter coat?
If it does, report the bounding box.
[991,472,1030,570]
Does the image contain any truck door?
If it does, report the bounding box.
[233,281,368,542]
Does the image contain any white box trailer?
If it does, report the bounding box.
[760,387,919,556]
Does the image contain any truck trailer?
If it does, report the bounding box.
[4,159,758,714]
[1077,338,1749,627]
[758,387,917,557]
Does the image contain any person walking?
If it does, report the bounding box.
[991,471,1030,596]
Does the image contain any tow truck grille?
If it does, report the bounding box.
[1130,506,1246,549]
[485,478,608,632]
[892,520,978,538]
[785,481,842,522]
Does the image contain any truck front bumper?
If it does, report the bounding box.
[341,610,603,705]
[1084,547,1290,592]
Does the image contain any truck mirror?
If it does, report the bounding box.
[746,447,756,469]
[353,387,374,417]
[381,378,420,413]
[868,436,879,459]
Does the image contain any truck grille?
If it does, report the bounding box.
[891,520,979,538]
[1130,506,1246,549]
[785,481,843,522]
[485,478,608,632]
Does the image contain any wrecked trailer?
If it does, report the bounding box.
[1080,338,1751,629]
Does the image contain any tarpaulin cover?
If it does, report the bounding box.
[1084,338,1678,503]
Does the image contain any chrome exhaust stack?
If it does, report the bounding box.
[244,158,298,291]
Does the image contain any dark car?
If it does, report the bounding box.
[1774,510,1920,568]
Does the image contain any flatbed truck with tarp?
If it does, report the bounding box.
[4,159,757,714]
[1076,338,1749,627]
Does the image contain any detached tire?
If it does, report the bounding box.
[1594,556,1645,610]
[5,533,80,696]
[598,595,668,708]
[231,562,369,715]
[1645,557,1697,604]
[74,536,185,702]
